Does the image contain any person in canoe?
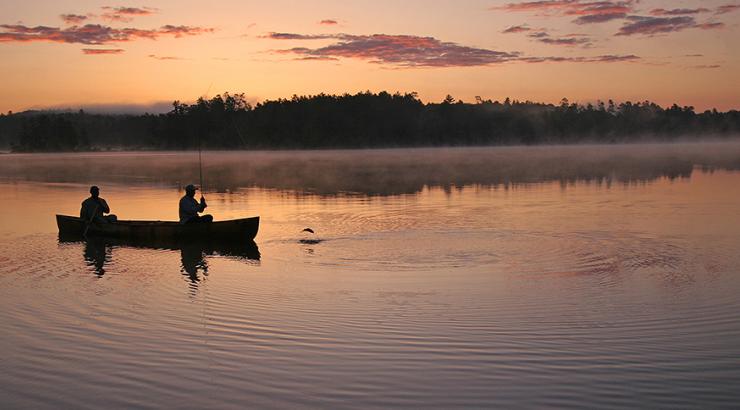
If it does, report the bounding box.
[80,185,117,223]
[179,184,213,224]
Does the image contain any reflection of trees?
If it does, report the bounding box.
[8,144,740,196]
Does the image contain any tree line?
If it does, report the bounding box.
[1,91,738,152]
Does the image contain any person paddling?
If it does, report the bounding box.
[179,184,213,224]
[80,186,117,223]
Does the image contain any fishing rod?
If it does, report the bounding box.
[198,82,212,194]
[198,138,204,193]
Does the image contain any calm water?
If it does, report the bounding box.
[1,143,740,409]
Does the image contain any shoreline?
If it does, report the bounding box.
[3,136,740,155]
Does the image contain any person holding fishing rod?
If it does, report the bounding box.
[179,122,213,224]
[80,186,117,223]
[179,184,213,224]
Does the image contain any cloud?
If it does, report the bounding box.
[263,32,338,40]
[495,1,637,24]
[295,56,340,61]
[715,4,740,14]
[538,36,591,46]
[573,12,627,24]
[650,8,709,16]
[101,6,157,23]
[271,33,520,67]
[158,25,214,37]
[695,22,725,30]
[82,48,124,55]
[502,25,531,33]
[60,14,88,25]
[590,54,639,62]
[525,30,591,46]
[148,54,183,60]
[615,16,696,36]
[269,32,638,67]
[521,54,640,63]
[319,19,338,25]
[0,23,214,45]
[495,0,584,13]
[527,31,550,38]
[692,64,721,69]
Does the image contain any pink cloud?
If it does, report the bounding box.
[573,12,627,24]
[650,8,710,16]
[715,4,740,14]
[525,30,591,46]
[60,14,88,25]
[272,33,520,67]
[148,54,183,60]
[502,25,531,33]
[82,48,124,55]
[615,16,696,36]
[520,54,639,63]
[695,22,725,30]
[0,23,214,44]
[538,36,591,46]
[269,32,638,67]
[295,56,340,61]
[263,32,336,40]
[319,19,338,25]
[159,25,214,37]
[101,6,157,23]
[495,1,637,24]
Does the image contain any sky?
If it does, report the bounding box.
[0,0,738,113]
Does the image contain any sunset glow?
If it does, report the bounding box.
[0,0,738,112]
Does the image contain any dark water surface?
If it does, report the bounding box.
[1,143,740,409]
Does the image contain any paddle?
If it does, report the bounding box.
[83,203,99,237]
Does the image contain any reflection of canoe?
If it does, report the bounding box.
[56,215,259,240]
[58,233,261,261]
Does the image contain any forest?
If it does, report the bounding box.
[1,91,738,152]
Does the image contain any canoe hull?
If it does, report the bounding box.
[56,215,259,241]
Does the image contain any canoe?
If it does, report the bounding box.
[56,215,259,240]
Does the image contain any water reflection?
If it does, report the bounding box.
[1,156,738,408]
[2,143,740,195]
[82,236,111,277]
[180,243,209,284]
[59,233,260,283]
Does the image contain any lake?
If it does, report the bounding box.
[1,143,740,409]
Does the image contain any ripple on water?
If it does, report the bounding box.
[1,209,740,409]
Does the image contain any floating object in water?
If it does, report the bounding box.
[299,227,320,244]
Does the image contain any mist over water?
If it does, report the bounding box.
[2,142,740,195]
[1,143,740,408]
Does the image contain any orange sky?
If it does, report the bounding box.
[0,0,738,113]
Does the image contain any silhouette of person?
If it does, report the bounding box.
[179,184,213,224]
[80,186,117,223]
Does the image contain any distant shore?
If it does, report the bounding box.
[2,92,738,153]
